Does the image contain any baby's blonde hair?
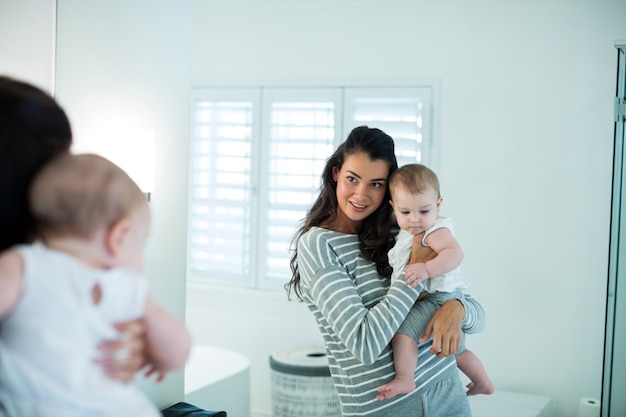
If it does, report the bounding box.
[389,163,440,199]
[30,153,145,240]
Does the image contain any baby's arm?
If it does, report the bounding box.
[0,250,24,318]
[142,294,191,378]
[422,227,463,277]
[405,229,463,287]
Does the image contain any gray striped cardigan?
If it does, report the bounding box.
[298,227,486,416]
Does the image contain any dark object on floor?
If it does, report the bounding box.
[161,401,227,417]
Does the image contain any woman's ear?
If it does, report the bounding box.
[105,217,131,257]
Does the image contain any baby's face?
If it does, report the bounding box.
[390,185,441,235]
[117,202,151,272]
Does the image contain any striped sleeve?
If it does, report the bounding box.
[460,293,486,334]
[298,229,422,365]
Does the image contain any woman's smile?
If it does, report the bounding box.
[349,201,368,211]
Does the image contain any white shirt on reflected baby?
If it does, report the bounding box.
[0,244,159,417]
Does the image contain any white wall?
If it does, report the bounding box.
[4,1,625,416]
[54,0,193,409]
[187,1,626,416]
[1,0,193,409]
[0,0,55,93]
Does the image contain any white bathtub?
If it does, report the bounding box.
[468,390,554,417]
[184,345,251,416]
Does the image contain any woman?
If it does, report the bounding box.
[287,126,485,416]
[0,75,146,382]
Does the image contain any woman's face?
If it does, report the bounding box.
[331,152,390,234]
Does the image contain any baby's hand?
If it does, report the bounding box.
[144,365,167,383]
[405,263,429,288]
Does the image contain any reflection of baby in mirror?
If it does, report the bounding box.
[0,153,191,416]
[377,163,494,400]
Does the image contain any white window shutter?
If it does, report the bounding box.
[258,89,342,289]
[344,87,433,166]
[187,85,434,290]
[188,89,260,286]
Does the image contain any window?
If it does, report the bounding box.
[187,85,434,291]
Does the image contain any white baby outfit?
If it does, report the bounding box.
[390,217,471,346]
[389,216,470,293]
[0,245,159,417]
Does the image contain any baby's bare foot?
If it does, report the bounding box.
[376,377,416,400]
[466,381,495,396]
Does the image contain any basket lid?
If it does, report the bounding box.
[269,346,330,376]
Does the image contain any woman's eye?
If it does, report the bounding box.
[347,176,357,183]
[371,182,382,188]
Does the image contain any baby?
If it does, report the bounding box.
[0,153,191,416]
[377,163,494,400]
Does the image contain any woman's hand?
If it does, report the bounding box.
[408,237,436,264]
[96,319,147,383]
[419,299,465,357]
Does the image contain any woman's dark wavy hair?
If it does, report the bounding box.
[0,76,72,251]
[286,126,398,301]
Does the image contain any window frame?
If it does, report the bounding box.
[258,88,344,290]
[186,80,439,291]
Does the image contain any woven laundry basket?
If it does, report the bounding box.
[269,346,340,417]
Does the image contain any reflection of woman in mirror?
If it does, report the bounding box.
[378,163,494,400]
[0,76,147,382]
[287,126,486,416]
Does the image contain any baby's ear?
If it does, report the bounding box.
[105,217,131,256]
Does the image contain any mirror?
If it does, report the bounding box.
[602,40,626,417]
[4,1,623,416]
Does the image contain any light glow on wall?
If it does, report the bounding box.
[70,93,156,195]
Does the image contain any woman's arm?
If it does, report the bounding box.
[418,295,486,357]
[299,231,423,365]
[419,299,465,356]
[409,232,486,357]
[459,293,486,334]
